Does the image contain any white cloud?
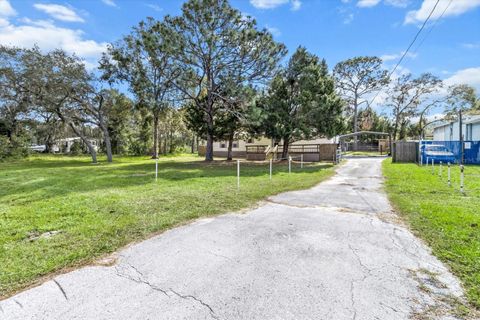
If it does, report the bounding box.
[101,0,117,7]
[357,0,381,8]
[385,0,409,8]
[0,0,16,17]
[444,67,480,91]
[250,0,301,10]
[291,0,301,11]
[0,18,107,69]
[405,0,480,24]
[380,51,417,62]
[357,0,409,8]
[266,25,281,37]
[462,42,480,49]
[33,3,84,23]
[343,13,354,24]
[146,3,162,12]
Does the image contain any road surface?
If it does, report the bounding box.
[1,158,465,319]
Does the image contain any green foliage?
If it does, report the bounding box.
[69,140,84,155]
[383,160,480,310]
[0,135,29,161]
[333,56,389,133]
[0,154,334,296]
[164,0,286,160]
[255,47,344,153]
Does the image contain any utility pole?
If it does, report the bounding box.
[459,108,464,164]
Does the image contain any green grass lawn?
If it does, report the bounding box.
[383,159,480,310]
[0,154,334,297]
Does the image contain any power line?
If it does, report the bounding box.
[369,0,441,107]
[411,0,452,56]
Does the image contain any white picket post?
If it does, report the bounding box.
[237,160,240,190]
[155,158,158,181]
[288,156,292,174]
[269,158,272,180]
[448,162,451,187]
[431,158,434,174]
[301,154,304,169]
[439,161,442,177]
[426,157,429,168]
[460,165,464,193]
[419,141,423,166]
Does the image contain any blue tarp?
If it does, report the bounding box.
[420,140,480,165]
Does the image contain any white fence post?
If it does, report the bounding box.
[439,161,442,177]
[426,157,429,168]
[288,156,292,174]
[269,158,272,180]
[448,162,451,187]
[419,141,423,166]
[460,165,464,193]
[431,158,434,174]
[155,158,158,181]
[237,160,240,190]
[301,154,304,169]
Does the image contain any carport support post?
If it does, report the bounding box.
[301,154,304,169]
[448,162,451,187]
[155,158,158,182]
[237,160,240,190]
[269,159,272,180]
[288,156,292,174]
[460,165,464,193]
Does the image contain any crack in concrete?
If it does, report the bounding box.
[13,300,23,309]
[52,279,68,301]
[115,263,219,319]
[265,199,388,216]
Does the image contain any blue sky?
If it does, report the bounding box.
[1,0,479,109]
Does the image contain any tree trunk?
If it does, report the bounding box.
[163,134,167,155]
[281,137,290,159]
[227,131,234,161]
[152,113,159,159]
[191,134,195,154]
[102,126,113,162]
[353,101,358,151]
[205,132,214,161]
[45,134,53,153]
[98,115,113,163]
[68,122,97,163]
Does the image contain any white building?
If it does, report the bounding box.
[433,115,480,141]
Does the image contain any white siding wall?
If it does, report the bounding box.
[471,123,480,140]
[433,122,480,141]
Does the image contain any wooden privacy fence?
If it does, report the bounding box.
[246,144,337,162]
[392,141,418,163]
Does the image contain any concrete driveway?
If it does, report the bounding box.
[1,158,466,320]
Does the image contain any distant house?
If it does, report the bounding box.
[54,137,99,153]
[433,115,480,141]
[198,136,337,161]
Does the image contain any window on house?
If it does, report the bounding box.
[220,142,226,148]
[466,124,473,140]
[247,138,254,144]
[232,141,239,148]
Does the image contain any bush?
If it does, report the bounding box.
[0,135,29,161]
[69,140,84,155]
